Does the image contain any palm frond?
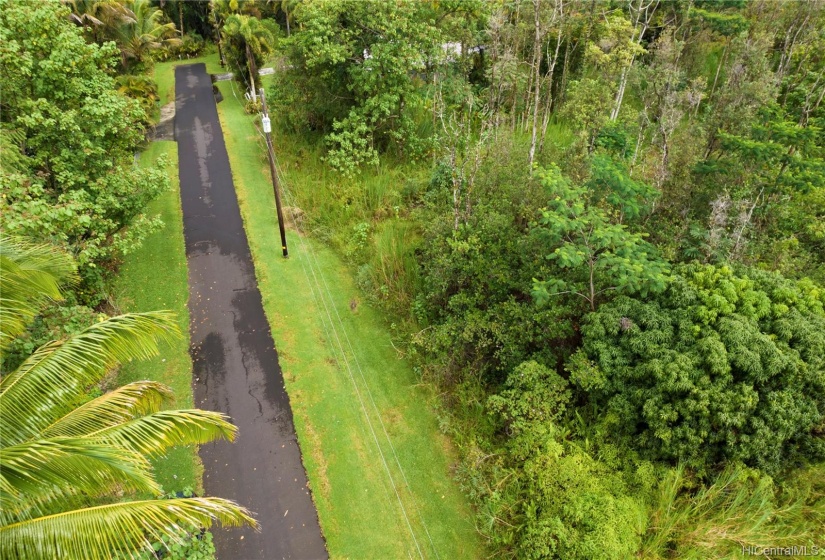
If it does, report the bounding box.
[0,312,179,446]
[0,236,77,352]
[0,438,158,517]
[90,409,237,457]
[0,497,257,560]
[39,381,173,439]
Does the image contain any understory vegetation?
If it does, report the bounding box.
[2,0,824,558]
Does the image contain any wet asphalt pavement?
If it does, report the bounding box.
[175,63,327,560]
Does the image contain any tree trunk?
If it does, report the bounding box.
[538,10,564,155]
[630,106,649,173]
[588,258,596,311]
[610,0,658,121]
[178,1,184,35]
[707,41,728,105]
[247,43,258,103]
[610,59,634,121]
[730,187,764,259]
[285,4,291,37]
[528,0,543,168]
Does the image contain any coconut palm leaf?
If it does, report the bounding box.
[66,0,136,42]
[116,0,180,66]
[0,237,76,352]
[90,409,237,458]
[0,438,158,515]
[39,381,173,439]
[1,238,256,556]
[0,497,256,560]
[0,312,179,446]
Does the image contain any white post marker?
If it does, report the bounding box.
[262,115,272,134]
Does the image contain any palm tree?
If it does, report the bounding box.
[281,0,299,37]
[0,237,76,350]
[116,0,181,69]
[65,0,136,44]
[222,14,275,103]
[0,237,256,559]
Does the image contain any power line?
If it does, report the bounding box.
[236,90,442,558]
[269,139,441,560]
[220,64,421,553]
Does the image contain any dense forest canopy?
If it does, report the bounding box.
[1,0,824,558]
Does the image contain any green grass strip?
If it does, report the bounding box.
[114,141,197,494]
[213,78,484,559]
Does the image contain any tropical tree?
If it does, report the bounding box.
[115,0,180,70]
[1,0,168,304]
[532,163,670,312]
[277,0,443,173]
[0,237,256,559]
[574,263,825,472]
[65,0,136,44]
[221,13,275,103]
[281,0,297,36]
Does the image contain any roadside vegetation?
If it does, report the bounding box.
[0,2,248,558]
[114,141,197,492]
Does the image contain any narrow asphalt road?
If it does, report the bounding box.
[175,63,327,560]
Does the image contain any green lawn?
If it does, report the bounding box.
[114,141,196,494]
[214,78,484,559]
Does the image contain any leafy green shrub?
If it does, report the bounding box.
[324,111,380,176]
[0,1,169,304]
[279,0,442,174]
[116,74,160,126]
[153,33,204,62]
[176,33,205,58]
[474,362,646,560]
[507,447,646,560]
[576,264,825,471]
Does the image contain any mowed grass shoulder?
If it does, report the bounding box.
[114,141,197,493]
[214,79,484,559]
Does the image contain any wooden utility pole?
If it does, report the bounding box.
[259,88,288,257]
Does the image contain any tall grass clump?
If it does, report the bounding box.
[641,464,825,559]
[357,219,422,316]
